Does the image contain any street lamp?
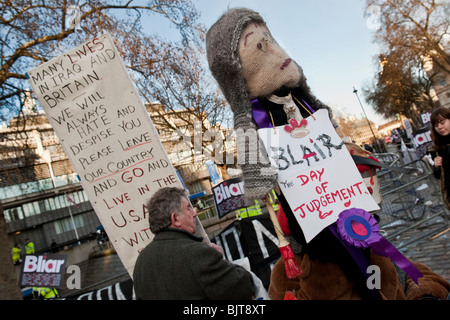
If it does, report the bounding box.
[353,87,379,150]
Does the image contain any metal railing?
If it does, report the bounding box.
[374,152,449,249]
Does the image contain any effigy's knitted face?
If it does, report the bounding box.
[238,23,301,99]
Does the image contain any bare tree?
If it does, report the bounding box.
[364,50,435,129]
[364,0,449,126]
[0,204,22,299]
[0,0,203,121]
[130,42,234,181]
[366,0,449,73]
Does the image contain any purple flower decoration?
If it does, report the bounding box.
[337,208,379,248]
[336,208,423,284]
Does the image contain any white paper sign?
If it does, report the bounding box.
[258,109,379,242]
[27,34,184,276]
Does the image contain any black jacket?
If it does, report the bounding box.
[132,228,254,300]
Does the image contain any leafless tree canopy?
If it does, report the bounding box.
[363,0,449,127]
[0,0,203,122]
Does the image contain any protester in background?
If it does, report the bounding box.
[430,107,450,209]
[392,129,403,158]
[50,239,58,253]
[364,142,374,153]
[11,244,22,265]
[32,287,59,299]
[24,239,35,255]
[376,138,387,153]
[133,187,255,300]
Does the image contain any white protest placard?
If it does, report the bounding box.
[27,33,193,276]
[258,109,379,242]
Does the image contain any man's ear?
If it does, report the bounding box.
[171,212,181,227]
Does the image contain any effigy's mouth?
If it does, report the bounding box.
[280,58,292,70]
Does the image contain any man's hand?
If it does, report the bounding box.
[209,243,223,255]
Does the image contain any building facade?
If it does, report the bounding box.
[0,102,235,254]
[1,113,100,253]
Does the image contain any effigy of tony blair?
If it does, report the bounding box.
[206,8,450,300]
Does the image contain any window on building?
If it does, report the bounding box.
[189,181,204,194]
[3,190,91,223]
[69,191,84,205]
[45,197,57,211]
[54,215,85,235]
[22,201,40,217]
[53,195,65,209]
[4,207,24,222]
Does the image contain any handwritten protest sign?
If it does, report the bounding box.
[27,33,194,276]
[258,109,379,242]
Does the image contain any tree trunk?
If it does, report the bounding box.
[0,203,23,300]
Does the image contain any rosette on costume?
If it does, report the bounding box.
[336,208,423,284]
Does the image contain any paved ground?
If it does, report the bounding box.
[395,224,449,282]
[379,200,449,282]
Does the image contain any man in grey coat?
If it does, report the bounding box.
[133,187,255,300]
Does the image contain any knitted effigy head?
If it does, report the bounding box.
[206,8,334,203]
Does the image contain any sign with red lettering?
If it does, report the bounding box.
[258,109,379,242]
[27,34,192,277]
[19,254,67,288]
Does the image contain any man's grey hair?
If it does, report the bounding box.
[146,187,187,234]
